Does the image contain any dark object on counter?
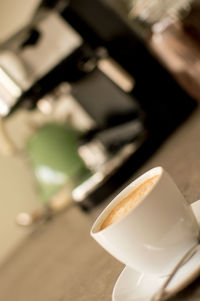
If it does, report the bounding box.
[64,0,197,135]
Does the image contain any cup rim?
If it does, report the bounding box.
[90,166,163,235]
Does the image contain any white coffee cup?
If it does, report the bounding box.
[91,167,200,276]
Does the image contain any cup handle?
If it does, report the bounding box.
[151,200,200,301]
[191,199,200,226]
[151,243,200,301]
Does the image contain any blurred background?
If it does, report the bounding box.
[0,0,200,265]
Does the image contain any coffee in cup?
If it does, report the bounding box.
[100,175,159,231]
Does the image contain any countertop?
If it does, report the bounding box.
[1,107,200,301]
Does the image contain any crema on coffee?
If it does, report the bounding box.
[100,175,159,230]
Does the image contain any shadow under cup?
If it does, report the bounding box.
[91,167,200,276]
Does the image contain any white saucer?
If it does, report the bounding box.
[112,200,200,301]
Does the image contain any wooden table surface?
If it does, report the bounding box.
[1,107,200,301]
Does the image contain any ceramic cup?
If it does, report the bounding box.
[91,167,200,276]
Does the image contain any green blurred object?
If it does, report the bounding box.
[27,123,91,204]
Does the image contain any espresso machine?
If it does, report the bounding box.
[0,0,197,215]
